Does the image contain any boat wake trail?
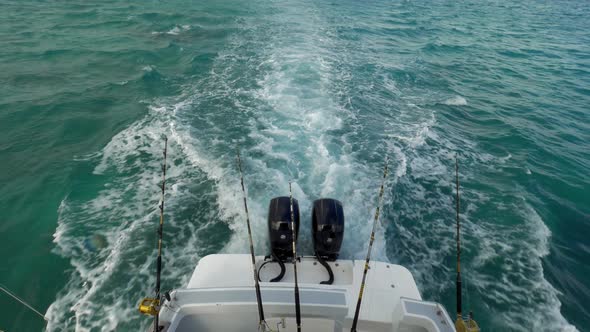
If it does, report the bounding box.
[47,0,578,331]
[46,104,231,331]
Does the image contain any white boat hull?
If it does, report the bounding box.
[155,254,455,332]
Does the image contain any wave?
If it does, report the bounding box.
[443,95,468,106]
[470,204,578,332]
[151,24,191,36]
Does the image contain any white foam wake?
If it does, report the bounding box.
[46,1,578,331]
[46,104,230,331]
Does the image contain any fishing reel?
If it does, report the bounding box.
[455,312,480,332]
[139,298,160,316]
[139,292,171,316]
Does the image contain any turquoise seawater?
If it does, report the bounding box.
[1,0,589,331]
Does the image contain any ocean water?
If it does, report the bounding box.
[0,0,589,331]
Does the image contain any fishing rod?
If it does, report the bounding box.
[0,284,47,322]
[453,156,480,332]
[154,136,168,331]
[237,150,267,331]
[455,155,462,319]
[138,136,169,332]
[288,181,302,332]
[350,158,389,332]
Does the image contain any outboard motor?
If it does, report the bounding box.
[312,198,344,284]
[262,196,299,282]
[312,198,344,260]
[268,196,300,261]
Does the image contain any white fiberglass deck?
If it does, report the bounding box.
[156,254,455,332]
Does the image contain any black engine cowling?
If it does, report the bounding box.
[312,198,344,261]
[268,196,299,261]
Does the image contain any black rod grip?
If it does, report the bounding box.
[295,285,301,332]
[456,273,462,316]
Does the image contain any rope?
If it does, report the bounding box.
[0,284,47,321]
